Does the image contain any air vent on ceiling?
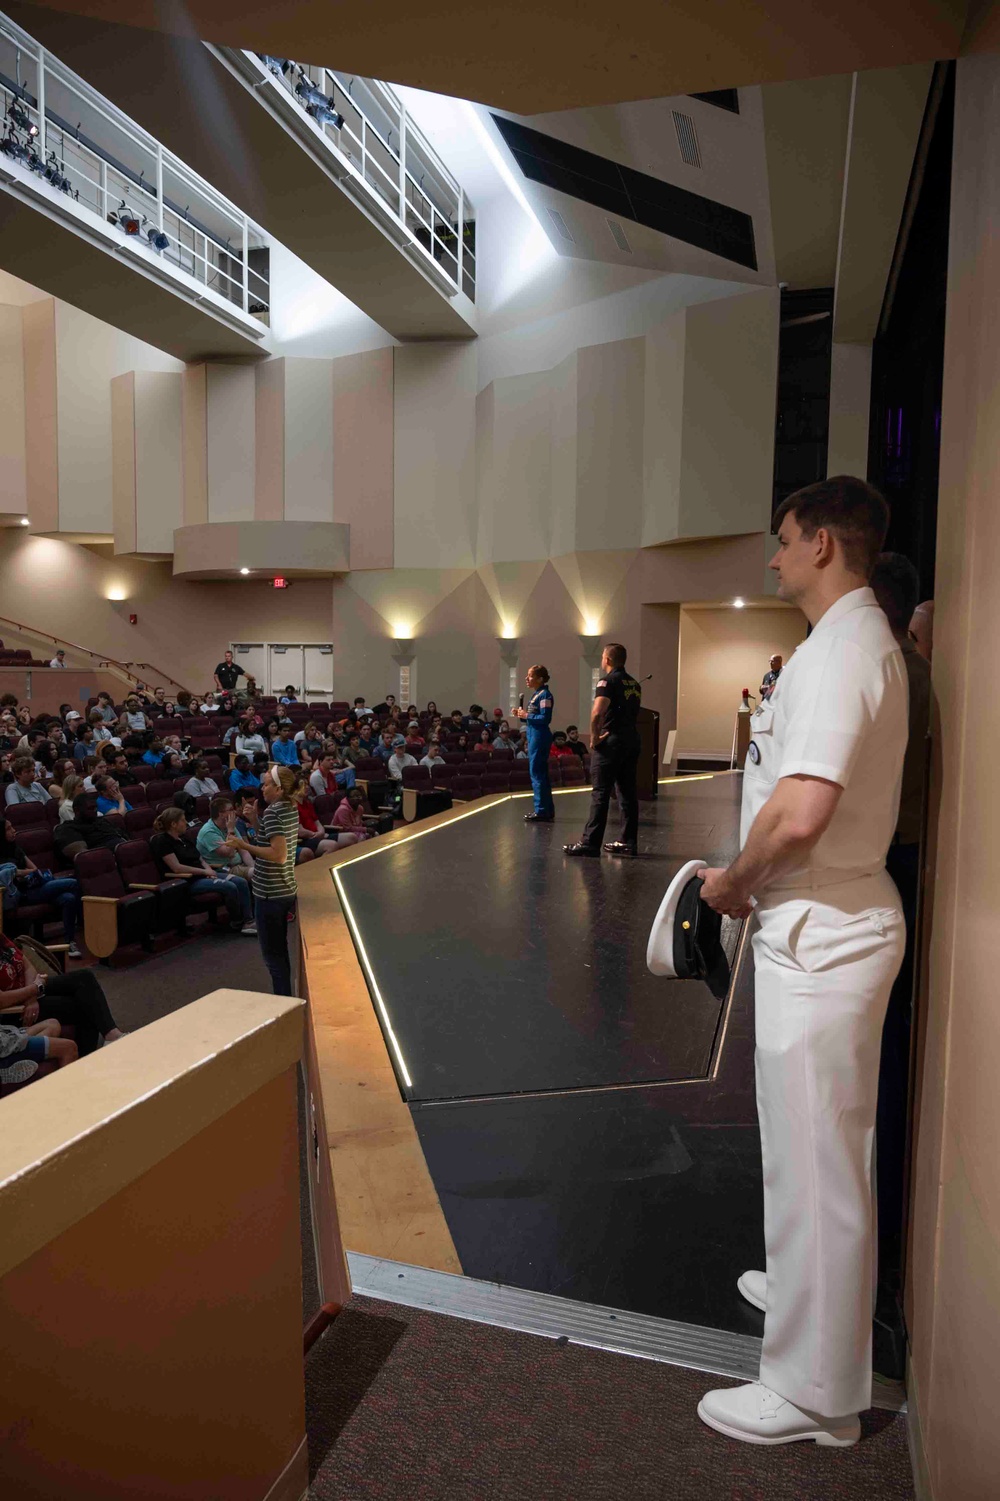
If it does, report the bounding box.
[671,111,702,168]
[547,207,575,243]
[492,114,756,270]
[607,218,632,253]
[689,89,740,114]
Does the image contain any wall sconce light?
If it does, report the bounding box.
[732,597,746,609]
[582,616,601,636]
[239,567,251,576]
[19,517,29,526]
[106,586,128,602]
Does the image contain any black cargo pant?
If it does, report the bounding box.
[580,733,640,849]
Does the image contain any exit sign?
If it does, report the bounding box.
[273,577,288,589]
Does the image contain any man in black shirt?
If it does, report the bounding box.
[54,793,128,859]
[213,651,246,693]
[565,642,642,858]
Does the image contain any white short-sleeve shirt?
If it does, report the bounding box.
[740,587,908,891]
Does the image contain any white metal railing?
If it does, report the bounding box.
[0,10,270,321]
[250,55,475,302]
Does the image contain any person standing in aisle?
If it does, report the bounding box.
[515,665,554,822]
[760,653,783,700]
[564,643,641,858]
[694,476,907,1448]
[229,764,300,995]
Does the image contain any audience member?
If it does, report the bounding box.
[235,719,268,756]
[0,819,82,957]
[73,724,96,761]
[420,742,444,769]
[110,752,138,787]
[278,684,298,705]
[49,648,67,669]
[93,775,132,816]
[549,730,575,759]
[55,772,84,821]
[425,700,439,717]
[760,653,783,700]
[94,692,117,723]
[200,691,220,714]
[404,722,425,754]
[330,786,372,844]
[342,734,364,766]
[149,807,255,933]
[388,743,417,782]
[54,793,127,858]
[565,725,587,760]
[142,737,165,767]
[309,753,356,798]
[0,931,124,1057]
[5,756,51,806]
[271,723,299,766]
[473,729,493,754]
[183,760,220,799]
[492,721,516,750]
[213,650,246,693]
[910,599,934,662]
[296,798,342,857]
[196,795,252,880]
[229,754,261,794]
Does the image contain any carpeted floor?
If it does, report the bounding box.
[305,1299,915,1501]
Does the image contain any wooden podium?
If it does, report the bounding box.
[637,706,660,800]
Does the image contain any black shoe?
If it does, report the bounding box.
[524,812,555,822]
[563,842,600,857]
[604,842,638,857]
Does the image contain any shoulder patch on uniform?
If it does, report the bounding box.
[596,679,608,688]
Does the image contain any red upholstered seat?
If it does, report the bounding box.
[74,847,155,953]
[5,802,47,830]
[451,774,482,799]
[430,764,455,783]
[402,766,431,786]
[145,781,177,804]
[124,807,155,840]
[560,761,587,785]
[115,841,190,934]
[509,770,533,791]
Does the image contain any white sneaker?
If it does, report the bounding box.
[0,1059,39,1085]
[697,1382,860,1446]
[67,943,83,960]
[240,922,258,935]
[738,1269,766,1311]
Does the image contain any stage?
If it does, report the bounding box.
[304,772,766,1338]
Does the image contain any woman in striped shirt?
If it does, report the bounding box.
[229,764,300,996]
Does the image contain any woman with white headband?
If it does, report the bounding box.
[229,763,301,995]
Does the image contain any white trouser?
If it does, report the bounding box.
[752,869,905,1418]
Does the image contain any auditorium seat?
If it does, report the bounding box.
[74,848,155,959]
[510,769,532,791]
[451,774,482,800]
[6,802,48,830]
[145,780,177,804]
[482,771,511,794]
[124,807,155,840]
[115,842,190,935]
[430,764,455,784]
[132,765,157,783]
[402,766,431,786]
[124,783,147,805]
[560,762,587,785]
[313,793,343,826]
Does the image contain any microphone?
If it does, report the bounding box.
[519,693,524,708]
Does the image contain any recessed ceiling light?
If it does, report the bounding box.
[239,567,250,575]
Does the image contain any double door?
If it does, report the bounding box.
[229,643,334,697]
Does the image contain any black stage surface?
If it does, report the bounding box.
[337,776,766,1334]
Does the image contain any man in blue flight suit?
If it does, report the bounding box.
[515,664,555,822]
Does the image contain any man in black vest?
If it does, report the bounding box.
[564,642,642,858]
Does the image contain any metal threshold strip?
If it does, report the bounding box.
[347,1253,906,1413]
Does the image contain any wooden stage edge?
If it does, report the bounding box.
[296,775,735,1278]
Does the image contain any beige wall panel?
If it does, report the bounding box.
[677,605,806,756]
[332,347,393,571]
[254,357,285,521]
[0,302,26,517]
[0,1070,304,1501]
[484,372,552,563]
[134,372,183,554]
[677,289,779,541]
[827,342,873,477]
[331,577,403,705]
[638,601,681,736]
[548,349,579,558]
[206,364,256,523]
[393,343,476,568]
[285,357,334,523]
[181,364,208,527]
[110,372,136,555]
[642,309,684,546]
[0,529,333,691]
[905,56,1000,1500]
[52,302,181,537]
[575,337,645,551]
[21,298,58,535]
[474,382,496,566]
[834,65,934,343]
[761,74,853,289]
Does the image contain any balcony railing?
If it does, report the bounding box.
[0,10,269,328]
[220,50,475,303]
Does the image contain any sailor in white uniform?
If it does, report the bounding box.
[696,476,909,1447]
